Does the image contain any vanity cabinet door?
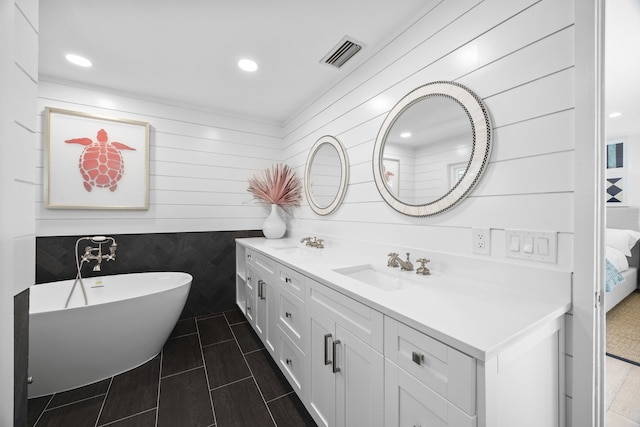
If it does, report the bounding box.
[254,274,278,357]
[307,296,384,427]
[308,306,336,427]
[334,325,383,427]
[385,360,476,427]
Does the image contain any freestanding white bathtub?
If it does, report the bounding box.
[28,272,192,398]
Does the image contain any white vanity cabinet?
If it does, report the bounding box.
[245,249,278,356]
[307,279,384,427]
[235,240,567,427]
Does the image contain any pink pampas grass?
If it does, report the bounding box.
[248,164,302,214]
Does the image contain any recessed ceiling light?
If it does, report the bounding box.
[65,54,92,67]
[608,112,622,118]
[400,132,411,138]
[238,59,258,72]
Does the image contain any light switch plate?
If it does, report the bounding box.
[505,230,557,263]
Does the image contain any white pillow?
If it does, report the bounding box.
[606,245,629,272]
[605,228,640,257]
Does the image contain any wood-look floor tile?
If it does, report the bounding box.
[27,395,52,427]
[98,409,157,427]
[162,334,203,377]
[268,393,317,427]
[231,322,264,353]
[48,378,111,408]
[35,395,104,427]
[245,349,292,401]
[203,340,251,388]
[198,315,234,346]
[98,356,160,425]
[170,318,197,338]
[211,377,275,427]
[224,307,246,325]
[158,367,214,427]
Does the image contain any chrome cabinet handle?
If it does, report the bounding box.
[412,351,424,365]
[286,358,292,365]
[258,280,266,299]
[324,333,332,365]
[285,312,292,318]
[247,253,252,260]
[332,340,341,373]
[285,277,291,283]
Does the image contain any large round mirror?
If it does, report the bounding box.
[373,81,492,216]
[305,135,349,216]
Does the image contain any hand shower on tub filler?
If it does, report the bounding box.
[80,235,118,272]
[65,236,118,308]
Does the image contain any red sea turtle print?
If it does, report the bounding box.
[65,129,136,192]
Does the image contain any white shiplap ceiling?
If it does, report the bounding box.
[38,0,428,124]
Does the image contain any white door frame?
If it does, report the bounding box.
[573,0,605,426]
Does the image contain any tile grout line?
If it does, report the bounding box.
[230,325,278,427]
[160,363,205,380]
[155,349,164,427]
[266,390,296,404]
[31,394,54,426]
[93,377,114,427]
[209,374,255,391]
[196,316,218,426]
[97,408,157,427]
[200,336,237,350]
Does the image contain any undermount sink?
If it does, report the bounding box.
[333,264,422,291]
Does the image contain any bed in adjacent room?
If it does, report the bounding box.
[605,207,640,312]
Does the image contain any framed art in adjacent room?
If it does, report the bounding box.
[606,138,628,206]
[45,107,150,209]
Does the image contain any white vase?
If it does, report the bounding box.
[263,204,286,239]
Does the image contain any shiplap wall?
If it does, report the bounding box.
[284,0,575,270]
[283,0,577,420]
[36,81,283,236]
[2,0,38,423]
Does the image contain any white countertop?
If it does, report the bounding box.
[237,237,572,361]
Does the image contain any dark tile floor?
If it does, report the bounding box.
[27,308,317,427]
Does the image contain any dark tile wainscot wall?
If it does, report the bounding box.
[36,230,263,318]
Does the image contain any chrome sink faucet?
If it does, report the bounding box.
[388,252,413,271]
[300,236,324,248]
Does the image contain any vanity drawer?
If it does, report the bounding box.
[384,316,476,416]
[308,279,383,353]
[276,264,305,301]
[246,249,275,278]
[277,326,305,397]
[279,290,306,350]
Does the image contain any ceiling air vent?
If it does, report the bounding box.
[321,36,363,68]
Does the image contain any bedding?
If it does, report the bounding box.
[605,227,640,312]
[606,259,625,292]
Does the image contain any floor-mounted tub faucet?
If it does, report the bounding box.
[65,236,118,308]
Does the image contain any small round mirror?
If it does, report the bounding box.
[373,81,492,216]
[305,135,349,216]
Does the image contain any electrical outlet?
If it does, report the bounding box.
[472,228,491,255]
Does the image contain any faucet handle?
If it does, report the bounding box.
[416,258,431,276]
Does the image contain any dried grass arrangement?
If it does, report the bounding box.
[248,164,302,214]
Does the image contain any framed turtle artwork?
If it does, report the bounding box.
[45,108,150,209]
